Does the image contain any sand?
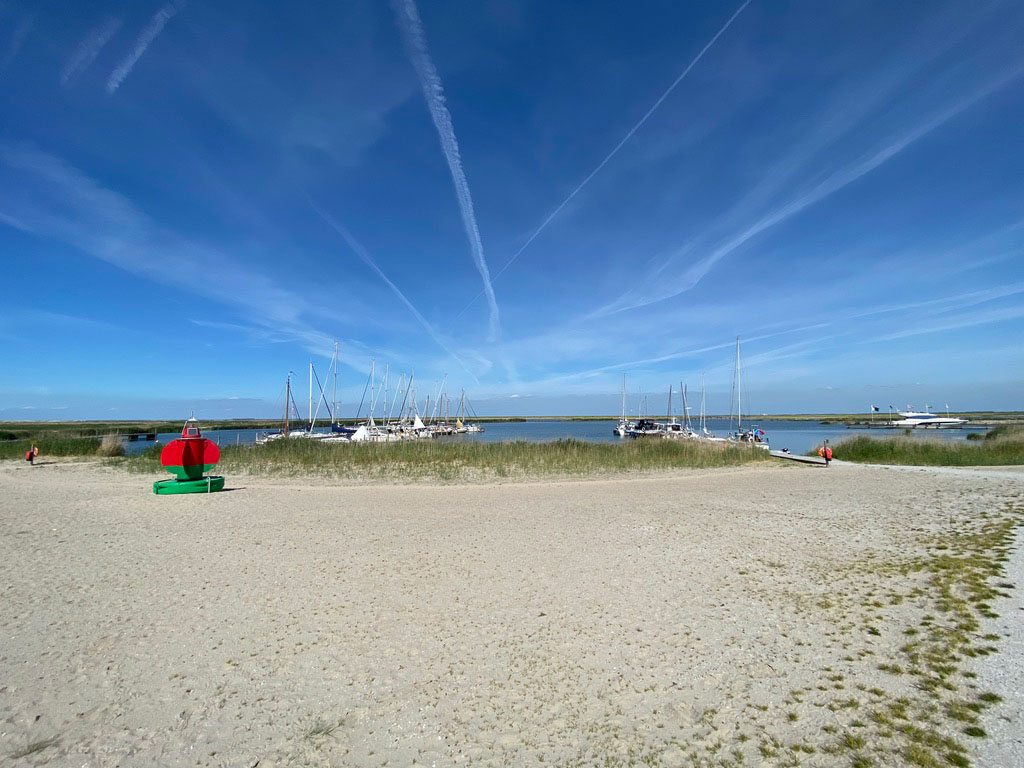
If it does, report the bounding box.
[1,460,1021,767]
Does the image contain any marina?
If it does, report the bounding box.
[120,417,988,458]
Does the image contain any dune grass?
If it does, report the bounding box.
[816,434,1024,466]
[120,437,773,482]
[95,434,126,457]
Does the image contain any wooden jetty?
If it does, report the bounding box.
[769,450,826,465]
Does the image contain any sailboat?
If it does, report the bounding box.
[726,337,769,450]
[661,384,688,438]
[323,342,356,437]
[259,367,332,442]
[614,374,634,437]
[456,389,484,433]
[697,372,727,443]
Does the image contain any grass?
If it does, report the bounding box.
[306,718,343,739]
[9,735,59,758]
[118,436,773,481]
[815,433,1024,466]
[983,424,1024,441]
[0,435,101,460]
[96,434,125,457]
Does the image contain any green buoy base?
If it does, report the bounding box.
[153,476,225,495]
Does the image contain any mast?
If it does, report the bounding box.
[368,360,376,426]
[400,372,414,425]
[735,336,742,431]
[308,360,313,429]
[667,385,673,423]
[700,372,706,432]
[682,382,691,430]
[284,374,291,437]
[620,374,626,424]
[332,341,338,425]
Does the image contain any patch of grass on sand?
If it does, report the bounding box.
[815,433,1024,466]
[9,735,59,758]
[117,436,773,481]
[306,718,343,740]
[846,505,1022,766]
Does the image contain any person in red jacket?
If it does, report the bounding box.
[25,445,38,465]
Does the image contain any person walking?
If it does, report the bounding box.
[25,445,38,465]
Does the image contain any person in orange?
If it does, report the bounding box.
[818,440,832,467]
[25,445,38,465]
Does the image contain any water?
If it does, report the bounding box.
[124,420,988,457]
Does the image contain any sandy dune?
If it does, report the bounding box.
[1,460,1021,766]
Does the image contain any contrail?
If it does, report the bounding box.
[62,17,122,86]
[307,196,479,382]
[391,0,500,341]
[448,0,753,328]
[106,2,181,95]
[596,62,1024,317]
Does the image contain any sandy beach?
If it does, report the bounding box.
[1,460,1021,767]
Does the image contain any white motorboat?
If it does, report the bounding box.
[891,409,967,429]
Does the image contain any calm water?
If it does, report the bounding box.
[125,419,987,457]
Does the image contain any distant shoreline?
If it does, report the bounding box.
[2,411,1023,433]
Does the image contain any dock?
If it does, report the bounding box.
[769,450,826,465]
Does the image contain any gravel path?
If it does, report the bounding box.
[973,523,1024,767]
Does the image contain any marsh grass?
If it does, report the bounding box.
[96,434,125,457]
[983,424,1024,441]
[0,436,101,460]
[819,435,1024,466]
[120,437,773,482]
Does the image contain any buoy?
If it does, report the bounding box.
[153,415,225,495]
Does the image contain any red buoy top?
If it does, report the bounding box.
[161,416,219,480]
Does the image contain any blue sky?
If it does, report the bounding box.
[1,0,1023,419]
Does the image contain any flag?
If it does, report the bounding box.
[871,405,879,412]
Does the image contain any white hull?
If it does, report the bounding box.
[892,410,967,429]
